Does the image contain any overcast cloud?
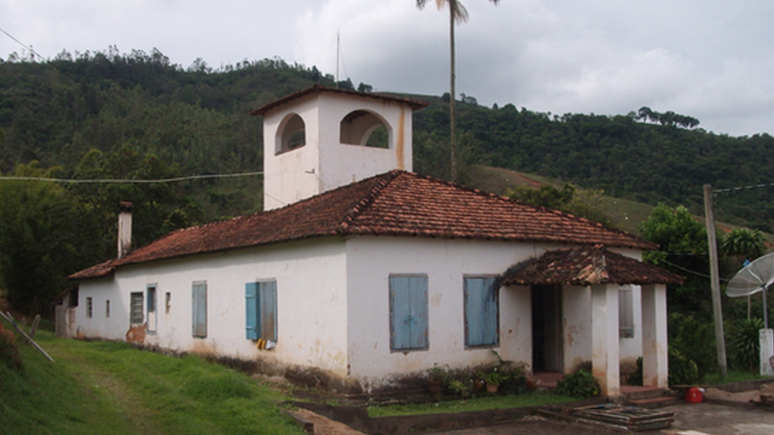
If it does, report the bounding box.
[2,0,773,136]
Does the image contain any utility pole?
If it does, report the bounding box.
[704,184,727,378]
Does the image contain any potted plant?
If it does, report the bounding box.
[428,364,446,394]
[483,371,503,394]
[472,370,486,393]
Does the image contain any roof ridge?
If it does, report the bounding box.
[338,170,403,231]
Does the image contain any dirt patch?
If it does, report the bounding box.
[290,408,367,435]
[704,382,774,405]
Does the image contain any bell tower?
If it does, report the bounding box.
[251,86,427,210]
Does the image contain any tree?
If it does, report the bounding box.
[416,0,500,181]
[0,163,98,314]
[721,228,765,263]
[721,227,766,320]
[639,204,709,312]
[639,204,722,379]
[507,183,613,227]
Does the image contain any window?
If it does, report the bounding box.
[339,110,390,148]
[130,292,144,325]
[147,284,157,333]
[464,276,500,347]
[69,288,79,308]
[389,275,428,351]
[165,292,171,314]
[86,297,93,319]
[106,300,110,318]
[245,280,277,341]
[619,285,634,339]
[192,281,207,338]
[276,113,306,154]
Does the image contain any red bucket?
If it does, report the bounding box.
[685,387,703,403]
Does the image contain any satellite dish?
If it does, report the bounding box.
[726,253,774,297]
[726,252,774,329]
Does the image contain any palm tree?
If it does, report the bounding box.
[417,0,500,181]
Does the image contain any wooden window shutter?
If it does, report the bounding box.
[192,282,207,338]
[245,282,259,340]
[464,276,499,347]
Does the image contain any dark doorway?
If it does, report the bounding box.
[532,285,563,372]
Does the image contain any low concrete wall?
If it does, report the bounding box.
[293,401,537,434]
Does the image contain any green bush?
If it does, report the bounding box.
[668,348,699,386]
[668,313,715,379]
[0,323,22,370]
[489,350,531,394]
[555,369,600,398]
[626,357,643,386]
[730,317,764,372]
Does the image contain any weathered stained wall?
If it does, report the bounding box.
[562,285,592,373]
[73,238,350,377]
[344,236,546,390]
[72,236,655,393]
[262,92,413,210]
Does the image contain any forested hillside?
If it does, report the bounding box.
[2,48,774,312]
[416,100,774,232]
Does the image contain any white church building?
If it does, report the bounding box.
[65,85,682,396]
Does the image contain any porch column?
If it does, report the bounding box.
[591,284,620,397]
[641,284,669,388]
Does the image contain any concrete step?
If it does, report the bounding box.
[627,396,679,409]
[623,388,668,401]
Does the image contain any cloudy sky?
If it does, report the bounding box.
[2,0,773,136]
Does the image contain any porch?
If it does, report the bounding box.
[502,245,684,397]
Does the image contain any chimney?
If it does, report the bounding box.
[117,202,133,258]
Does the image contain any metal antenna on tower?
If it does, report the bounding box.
[336,31,340,88]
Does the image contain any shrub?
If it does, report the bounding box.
[489,350,531,394]
[445,379,468,396]
[668,313,715,379]
[626,357,643,386]
[555,369,600,398]
[731,317,764,373]
[0,323,22,370]
[668,347,699,386]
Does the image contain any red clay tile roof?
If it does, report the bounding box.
[501,245,684,286]
[69,171,656,281]
[249,85,429,117]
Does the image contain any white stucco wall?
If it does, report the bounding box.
[344,236,545,388]
[72,236,653,390]
[262,92,414,210]
[73,238,351,376]
[262,98,322,210]
[563,285,592,373]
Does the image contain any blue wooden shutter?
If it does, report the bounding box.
[259,280,277,341]
[464,277,499,347]
[245,282,258,340]
[390,275,428,350]
[192,282,207,337]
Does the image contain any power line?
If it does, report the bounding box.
[0,171,263,184]
[658,257,730,283]
[0,26,45,60]
[713,181,774,194]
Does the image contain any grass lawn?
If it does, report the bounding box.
[0,331,305,435]
[702,369,774,385]
[367,392,576,417]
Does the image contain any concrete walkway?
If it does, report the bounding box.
[665,402,774,435]
[420,402,774,435]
